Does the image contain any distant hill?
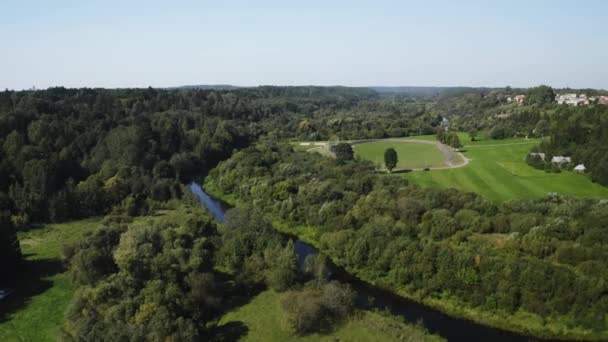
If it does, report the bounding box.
[370,86,485,96]
[173,84,243,90]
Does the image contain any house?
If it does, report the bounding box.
[514,95,526,105]
[599,96,608,105]
[574,164,586,173]
[530,152,546,160]
[556,93,589,106]
[551,156,572,165]
[441,117,449,131]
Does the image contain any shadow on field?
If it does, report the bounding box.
[209,321,249,341]
[375,169,412,174]
[0,257,64,323]
[213,269,266,315]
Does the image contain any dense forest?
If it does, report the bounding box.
[207,143,608,337]
[2,85,608,340]
[0,86,437,340]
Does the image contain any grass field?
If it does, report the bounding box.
[403,134,608,202]
[354,140,446,169]
[218,289,443,342]
[0,218,101,342]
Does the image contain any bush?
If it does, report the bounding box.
[334,143,354,164]
[281,282,355,335]
[526,153,545,170]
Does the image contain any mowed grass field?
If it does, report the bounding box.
[403,134,608,202]
[354,140,446,169]
[218,289,443,342]
[0,218,101,342]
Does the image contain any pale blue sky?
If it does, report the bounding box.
[1,0,607,89]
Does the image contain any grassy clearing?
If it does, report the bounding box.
[289,141,328,152]
[354,140,446,169]
[0,218,101,342]
[217,289,443,342]
[403,133,608,202]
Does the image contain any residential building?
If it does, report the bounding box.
[551,156,572,165]
[556,93,589,106]
[574,164,586,173]
[530,152,546,160]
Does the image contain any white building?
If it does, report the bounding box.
[551,156,572,165]
[574,164,586,173]
[556,94,589,106]
[530,152,546,161]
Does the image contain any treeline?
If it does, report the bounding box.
[208,143,608,337]
[527,104,608,185]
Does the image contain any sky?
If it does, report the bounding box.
[1,0,607,90]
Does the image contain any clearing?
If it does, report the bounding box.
[403,133,608,202]
[217,289,443,342]
[0,218,101,342]
[353,138,466,171]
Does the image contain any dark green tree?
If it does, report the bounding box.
[334,143,354,164]
[525,85,556,106]
[468,129,478,142]
[592,156,608,186]
[384,148,398,172]
[0,211,22,284]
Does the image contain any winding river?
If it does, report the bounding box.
[190,183,561,342]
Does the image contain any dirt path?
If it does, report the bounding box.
[305,138,470,171]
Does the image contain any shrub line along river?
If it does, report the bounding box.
[190,182,567,342]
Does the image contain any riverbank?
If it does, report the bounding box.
[203,179,607,341]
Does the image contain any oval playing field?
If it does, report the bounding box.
[353,140,446,170]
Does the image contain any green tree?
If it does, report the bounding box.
[384,147,398,172]
[447,132,462,148]
[468,129,478,142]
[334,143,354,164]
[592,156,608,186]
[525,85,556,106]
[264,240,299,291]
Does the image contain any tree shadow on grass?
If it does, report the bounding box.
[212,269,266,318]
[0,257,65,323]
[391,169,412,174]
[208,321,249,342]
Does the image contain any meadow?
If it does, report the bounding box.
[217,289,443,342]
[0,218,101,342]
[353,140,446,170]
[403,134,608,202]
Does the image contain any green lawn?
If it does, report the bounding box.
[403,134,608,202]
[0,218,101,342]
[217,289,443,342]
[354,140,446,170]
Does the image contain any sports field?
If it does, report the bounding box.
[353,140,447,170]
[403,134,608,202]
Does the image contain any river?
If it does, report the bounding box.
[190,183,562,342]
